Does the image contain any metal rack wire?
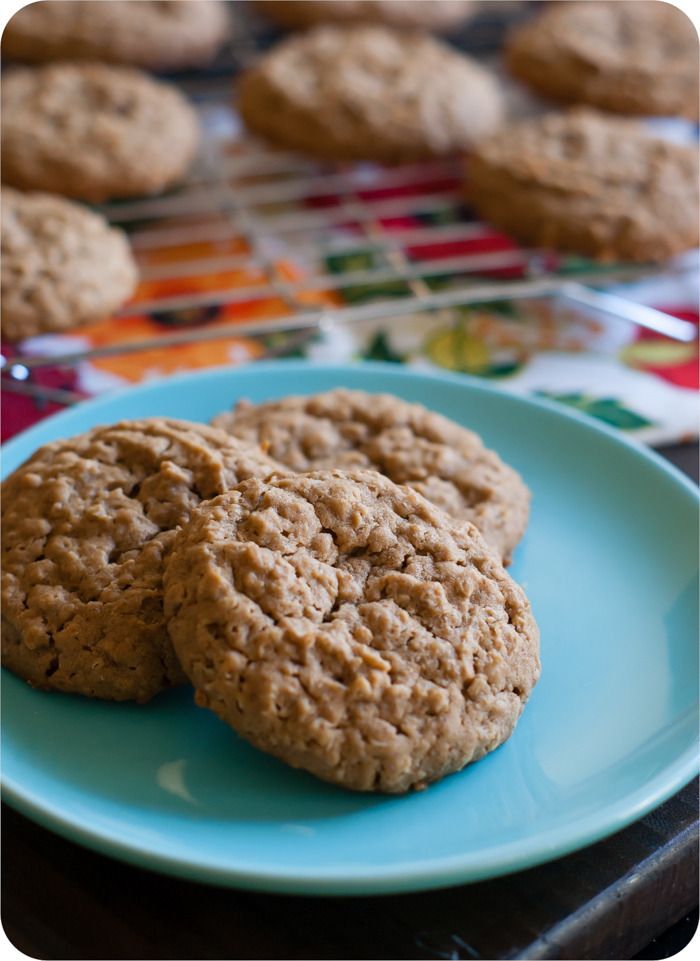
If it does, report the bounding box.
[2,3,697,399]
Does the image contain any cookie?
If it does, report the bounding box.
[1,63,200,202]
[237,24,504,162]
[254,0,475,32]
[2,0,229,70]
[164,470,540,793]
[466,109,700,263]
[212,389,529,565]
[1,418,282,703]
[1,188,138,342]
[506,1,698,119]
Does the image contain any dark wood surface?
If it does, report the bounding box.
[2,443,698,961]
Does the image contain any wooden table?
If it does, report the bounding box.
[3,443,697,961]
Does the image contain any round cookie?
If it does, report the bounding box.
[1,63,200,202]
[212,389,529,564]
[1,418,283,703]
[1,188,138,342]
[2,0,229,70]
[237,24,505,162]
[466,109,700,263]
[506,1,698,120]
[254,0,475,32]
[164,470,540,793]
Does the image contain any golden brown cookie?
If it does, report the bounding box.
[212,389,529,564]
[2,0,229,70]
[164,470,540,793]
[466,109,700,263]
[2,63,200,202]
[238,24,505,162]
[506,1,698,119]
[254,0,475,31]
[1,188,138,342]
[1,418,283,703]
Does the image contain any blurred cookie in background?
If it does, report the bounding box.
[507,1,698,119]
[466,109,700,263]
[253,0,475,32]
[2,63,200,202]
[2,0,229,71]
[238,24,505,162]
[1,188,138,342]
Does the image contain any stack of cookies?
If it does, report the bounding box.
[1,0,230,343]
[2,391,540,794]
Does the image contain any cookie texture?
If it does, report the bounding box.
[506,1,698,119]
[238,25,504,162]
[1,188,138,342]
[165,470,540,793]
[212,389,529,565]
[1,418,282,702]
[254,0,475,31]
[1,63,200,202]
[2,0,229,70]
[466,109,700,263]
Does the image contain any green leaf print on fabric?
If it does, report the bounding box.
[536,392,654,429]
[358,331,405,364]
[325,250,410,305]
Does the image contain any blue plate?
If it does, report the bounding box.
[2,362,698,894]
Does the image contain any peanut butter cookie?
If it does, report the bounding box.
[1,188,138,342]
[466,109,700,262]
[2,0,229,70]
[212,389,529,564]
[164,470,540,793]
[254,0,475,32]
[238,24,504,162]
[506,1,698,119]
[1,418,282,702]
[2,63,200,201]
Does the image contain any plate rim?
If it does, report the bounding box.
[2,360,698,895]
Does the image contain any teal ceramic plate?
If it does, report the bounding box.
[2,362,698,894]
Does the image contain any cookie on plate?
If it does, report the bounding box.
[466,109,700,263]
[2,0,229,70]
[1,418,283,703]
[1,188,138,342]
[164,470,540,793]
[237,25,504,162]
[506,1,698,119]
[254,0,475,32]
[1,63,200,202]
[212,389,530,565]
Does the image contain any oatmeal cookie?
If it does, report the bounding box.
[2,0,229,70]
[212,389,529,564]
[506,1,698,119]
[164,470,540,793]
[237,24,504,162]
[1,418,282,702]
[466,109,700,263]
[254,0,475,32]
[1,188,138,342]
[1,63,200,201]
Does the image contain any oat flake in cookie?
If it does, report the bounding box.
[1,188,138,342]
[237,25,504,163]
[466,109,700,263]
[212,389,529,565]
[1,63,200,202]
[1,419,283,703]
[164,470,540,793]
[2,0,229,70]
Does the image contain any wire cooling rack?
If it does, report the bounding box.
[2,1,697,403]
